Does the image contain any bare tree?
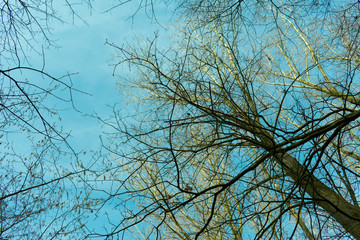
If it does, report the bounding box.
[0,1,95,238]
[96,0,360,239]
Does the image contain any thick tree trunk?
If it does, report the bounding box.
[279,153,360,239]
[251,110,360,239]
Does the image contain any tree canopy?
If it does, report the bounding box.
[1,0,360,239]
[0,1,92,238]
[96,0,360,239]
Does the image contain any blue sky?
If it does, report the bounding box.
[4,1,358,239]
[44,2,176,236]
[2,0,175,172]
[0,2,175,237]
[34,1,175,154]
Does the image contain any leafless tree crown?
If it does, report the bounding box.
[96,0,360,239]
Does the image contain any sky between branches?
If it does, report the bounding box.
[20,1,174,154]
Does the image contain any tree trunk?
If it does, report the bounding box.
[279,153,360,239]
[251,111,360,239]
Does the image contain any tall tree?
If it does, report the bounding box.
[98,0,360,239]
